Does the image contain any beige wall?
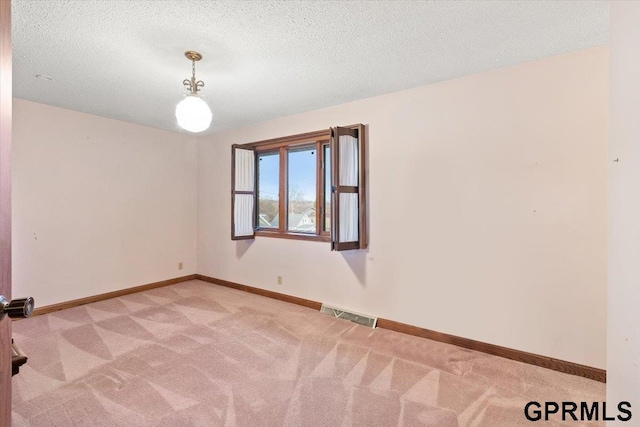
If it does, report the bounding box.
[198,47,608,368]
[608,1,640,411]
[12,99,197,307]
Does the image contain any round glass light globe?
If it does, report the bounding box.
[175,95,212,133]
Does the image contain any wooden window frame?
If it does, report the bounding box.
[233,125,366,248]
[244,131,331,242]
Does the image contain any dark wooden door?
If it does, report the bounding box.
[0,0,12,424]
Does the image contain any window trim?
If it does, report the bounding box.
[236,129,330,151]
[251,135,330,242]
[255,230,331,242]
[319,142,331,236]
[233,125,366,248]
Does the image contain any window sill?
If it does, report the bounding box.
[255,230,331,242]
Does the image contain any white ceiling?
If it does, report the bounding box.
[12,1,608,135]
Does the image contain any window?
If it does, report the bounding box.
[231,125,366,251]
[286,146,317,233]
[257,151,279,229]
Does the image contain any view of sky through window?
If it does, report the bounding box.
[287,147,317,232]
[257,152,279,228]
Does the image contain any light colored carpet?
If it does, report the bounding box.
[11,280,604,426]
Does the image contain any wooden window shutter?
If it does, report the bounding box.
[231,145,256,240]
[330,125,366,251]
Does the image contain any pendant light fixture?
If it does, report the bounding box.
[175,51,212,133]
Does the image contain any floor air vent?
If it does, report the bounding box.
[320,304,377,328]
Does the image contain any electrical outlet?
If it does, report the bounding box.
[178,262,183,270]
[277,276,282,285]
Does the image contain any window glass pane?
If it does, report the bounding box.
[323,144,331,232]
[257,152,279,229]
[287,147,317,233]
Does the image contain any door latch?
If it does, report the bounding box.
[0,296,35,320]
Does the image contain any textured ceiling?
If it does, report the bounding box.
[12,1,608,134]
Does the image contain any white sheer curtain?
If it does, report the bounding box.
[234,194,254,236]
[339,193,358,242]
[338,135,359,242]
[339,135,358,186]
[234,149,255,237]
[235,149,255,191]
